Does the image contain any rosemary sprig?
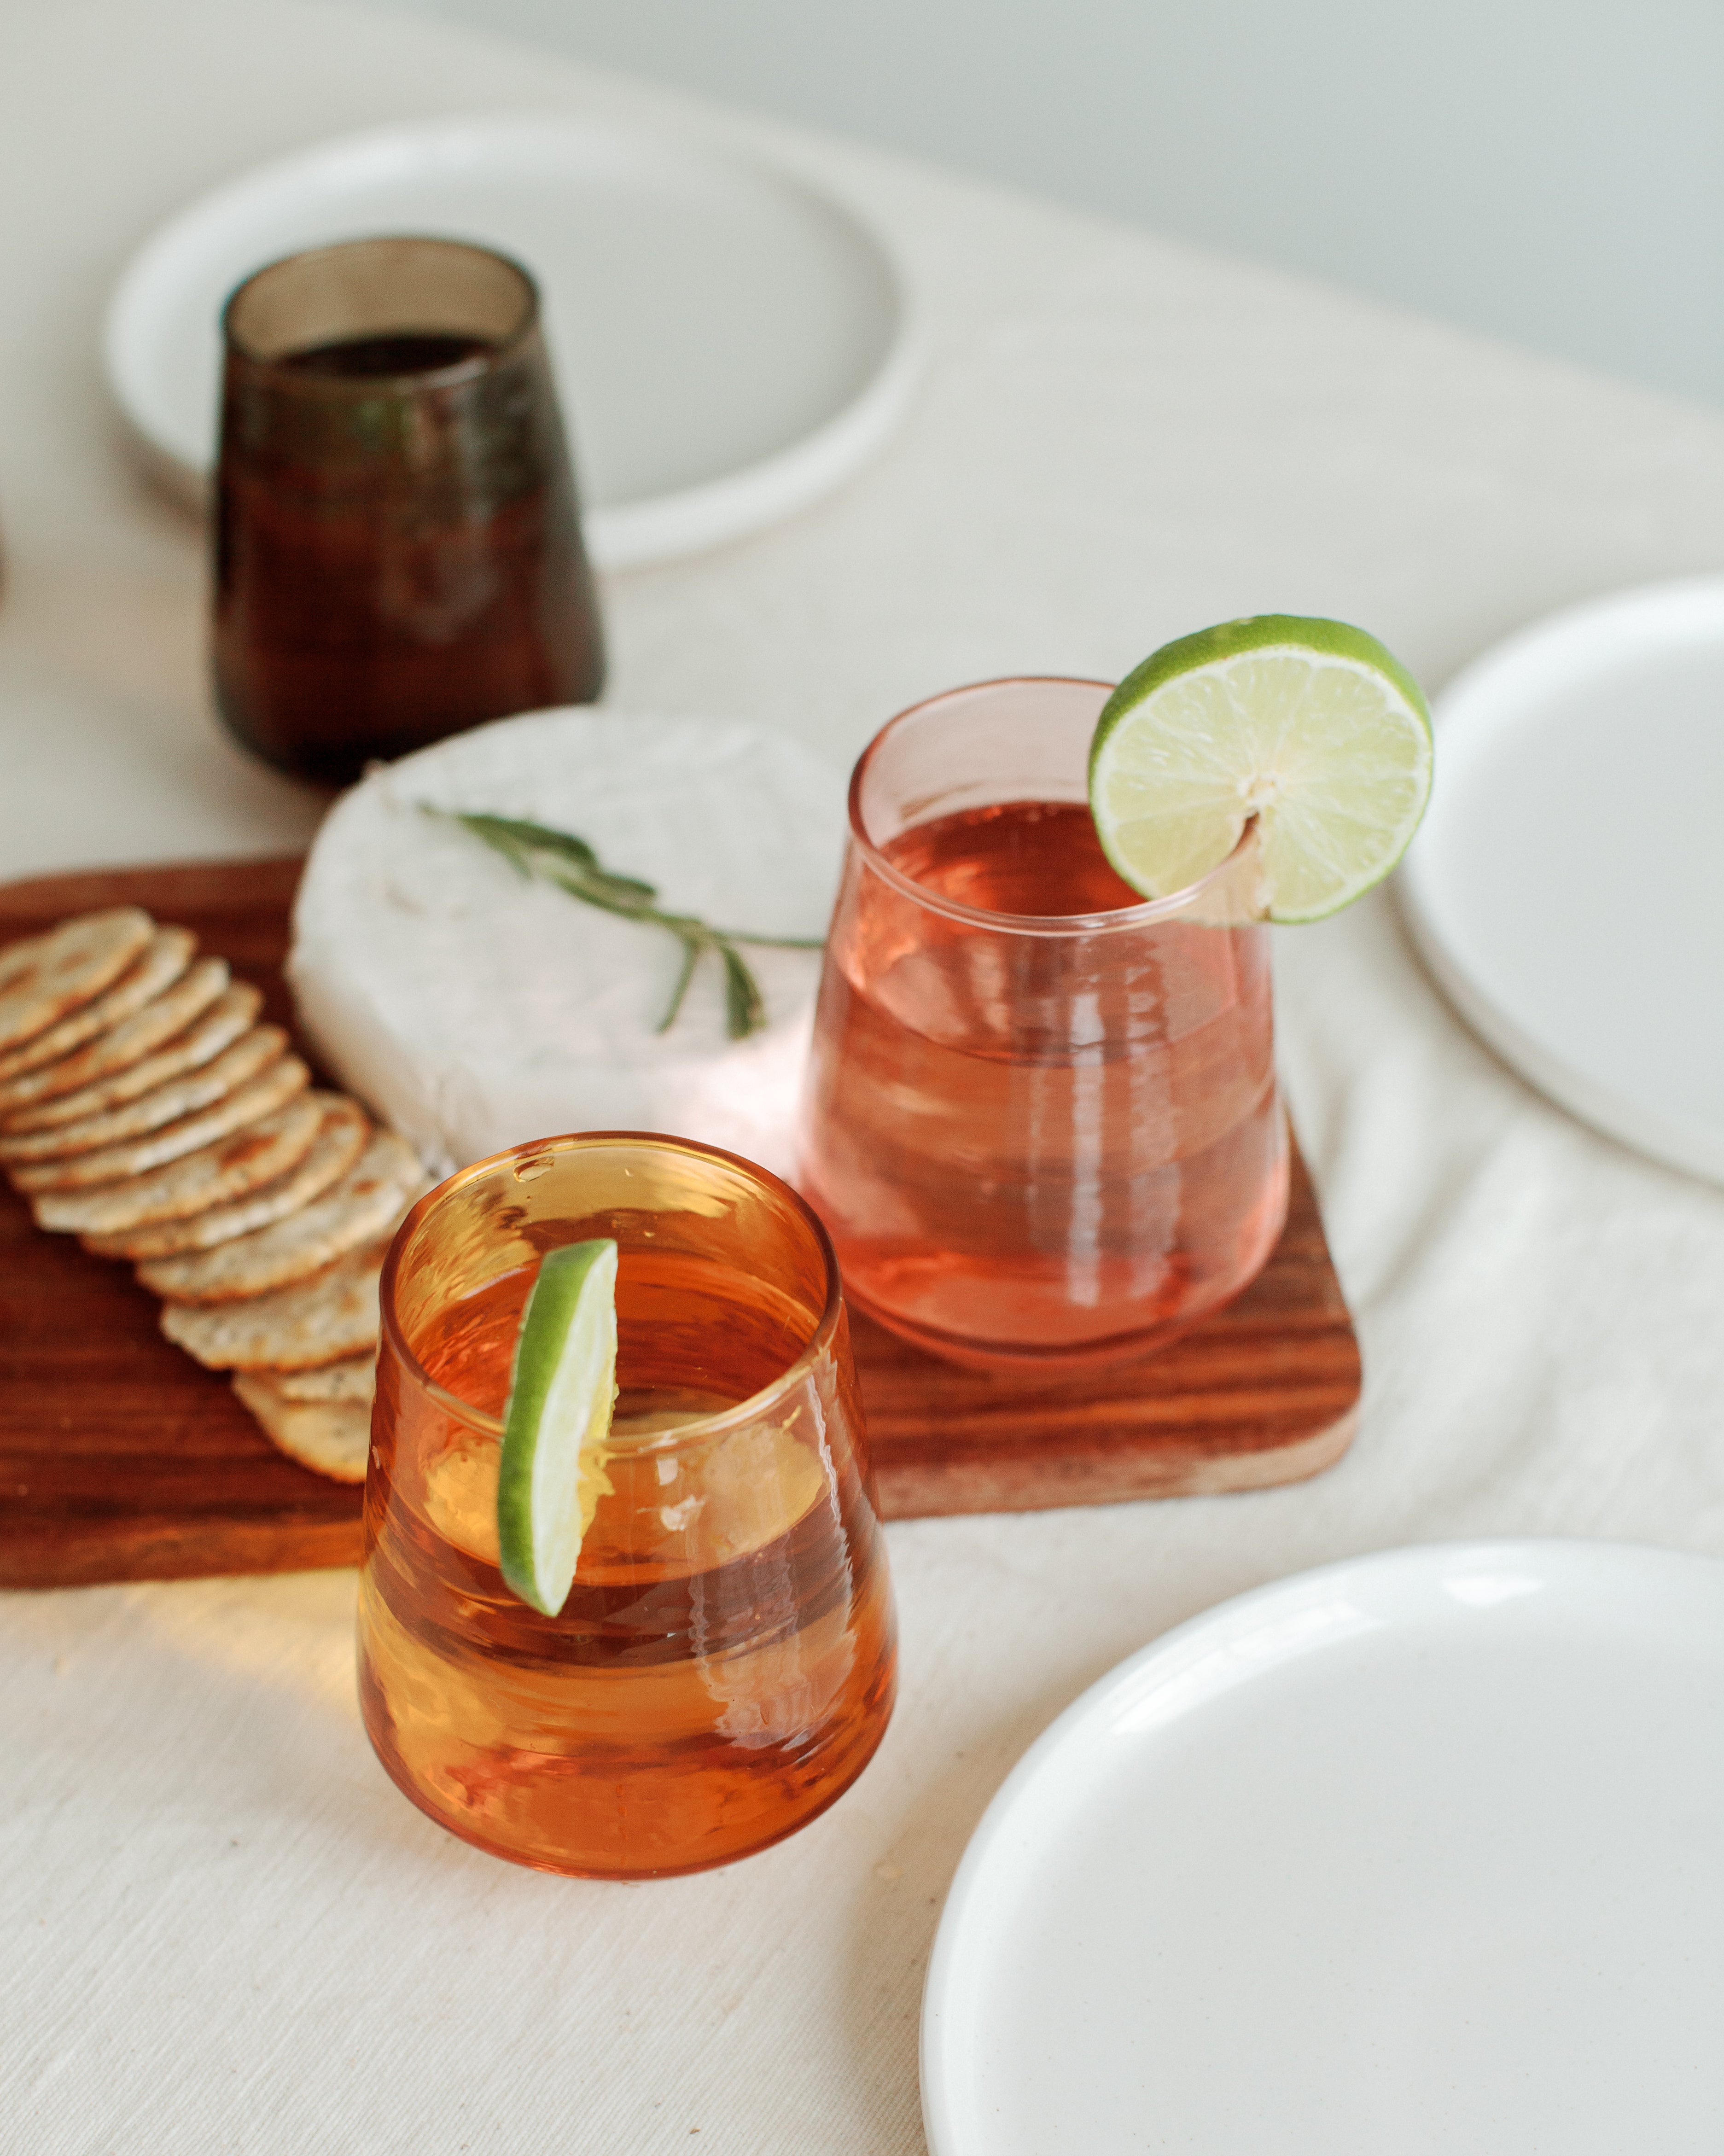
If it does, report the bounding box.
[428,809,821,1041]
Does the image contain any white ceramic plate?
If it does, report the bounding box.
[921,1541,1724,2155]
[1399,579,1724,1183]
[104,115,918,570]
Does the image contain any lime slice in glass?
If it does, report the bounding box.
[1088,614,1433,923]
[496,1238,618,1617]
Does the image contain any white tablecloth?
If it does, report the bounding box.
[6,3,1724,2149]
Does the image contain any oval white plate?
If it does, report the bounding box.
[105,114,919,570]
[922,1541,1724,2155]
[1400,578,1724,1182]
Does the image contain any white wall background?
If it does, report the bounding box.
[367,0,1724,409]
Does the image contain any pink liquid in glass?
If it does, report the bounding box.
[799,682,1288,1370]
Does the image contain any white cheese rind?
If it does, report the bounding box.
[287,710,844,1180]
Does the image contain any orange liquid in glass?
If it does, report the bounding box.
[801,800,1287,1361]
[359,1252,895,1878]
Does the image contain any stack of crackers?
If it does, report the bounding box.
[0,905,428,1483]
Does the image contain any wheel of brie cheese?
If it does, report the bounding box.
[288,710,845,1181]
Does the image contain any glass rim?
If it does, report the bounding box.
[846,673,1257,937]
[379,1128,847,1451]
[220,233,542,385]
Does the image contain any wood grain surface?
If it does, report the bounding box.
[0,857,1361,1588]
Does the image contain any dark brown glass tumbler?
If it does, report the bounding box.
[213,236,604,784]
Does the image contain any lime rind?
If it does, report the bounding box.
[496,1238,618,1617]
[1089,615,1433,924]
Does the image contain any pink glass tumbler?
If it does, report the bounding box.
[798,676,1288,1371]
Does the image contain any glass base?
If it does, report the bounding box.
[840,1160,1291,1376]
[358,1650,897,1881]
[843,1273,1261,1375]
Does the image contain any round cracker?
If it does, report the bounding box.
[0,926,196,1083]
[135,1129,422,1302]
[4,982,263,1134]
[248,1353,377,1405]
[161,1235,389,1371]
[34,1092,323,1235]
[0,957,233,1121]
[12,1055,309,1194]
[0,1025,288,1165]
[0,907,155,1054]
[232,1376,372,1482]
[80,1094,368,1259]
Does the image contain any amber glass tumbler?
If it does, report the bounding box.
[799,677,1288,1372]
[213,236,604,784]
[358,1131,897,1879]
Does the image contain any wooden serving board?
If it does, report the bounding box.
[0,857,1361,1588]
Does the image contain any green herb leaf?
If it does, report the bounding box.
[658,934,704,1035]
[426,805,820,1040]
[454,813,661,903]
[463,814,601,874]
[719,944,766,1041]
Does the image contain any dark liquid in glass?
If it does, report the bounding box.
[277,331,495,378]
[214,292,603,787]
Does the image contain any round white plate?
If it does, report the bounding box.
[104,114,919,570]
[921,1541,1724,2155]
[1399,578,1724,1183]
